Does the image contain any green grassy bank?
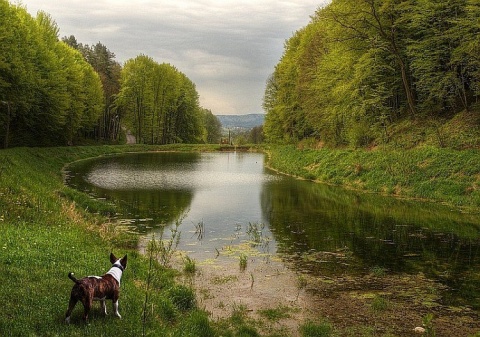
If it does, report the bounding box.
[266,145,480,211]
[0,144,234,337]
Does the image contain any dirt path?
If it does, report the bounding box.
[125,129,136,144]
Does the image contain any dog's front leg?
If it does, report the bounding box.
[113,300,121,319]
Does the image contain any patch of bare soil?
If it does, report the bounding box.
[177,250,480,337]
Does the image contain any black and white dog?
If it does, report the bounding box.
[65,253,127,323]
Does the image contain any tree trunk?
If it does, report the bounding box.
[3,102,11,149]
[398,58,417,117]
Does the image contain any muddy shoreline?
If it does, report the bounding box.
[171,247,480,337]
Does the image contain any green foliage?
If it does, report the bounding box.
[258,306,292,322]
[239,253,248,271]
[63,38,123,142]
[263,0,480,148]
[423,313,436,337]
[202,108,222,143]
[116,55,204,145]
[371,295,390,313]
[300,320,333,337]
[183,255,197,275]
[169,285,197,312]
[0,1,104,148]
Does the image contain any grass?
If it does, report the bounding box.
[258,306,292,321]
[239,253,248,271]
[0,144,246,337]
[300,320,334,337]
[265,144,480,211]
[183,255,197,275]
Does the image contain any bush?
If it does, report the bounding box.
[169,285,197,311]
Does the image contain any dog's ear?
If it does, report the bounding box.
[110,252,118,264]
[120,254,127,268]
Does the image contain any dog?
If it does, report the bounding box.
[65,253,127,323]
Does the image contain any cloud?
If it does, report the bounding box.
[21,0,328,115]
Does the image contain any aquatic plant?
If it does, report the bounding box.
[194,220,205,241]
[423,313,436,337]
[300,320,333,337]
[239,253,248,271]
[183,255,196,275]
[371,295,389,313]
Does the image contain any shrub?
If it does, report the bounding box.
[169,285,197,311]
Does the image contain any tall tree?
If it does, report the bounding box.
[116,55,203,144]
[202,108,222,144]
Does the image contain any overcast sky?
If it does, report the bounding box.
[20,0,328,115]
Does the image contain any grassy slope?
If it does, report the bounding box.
[0,145,221,337]
[266,145,480,211]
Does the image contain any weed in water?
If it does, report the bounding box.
[370,266,387,277]
[258,305,292,322]
[158,220,182,267]
[212,275,238,285]
[296,274,308,300]
[300,320,333,337]
[371,295,389,313]
[423,313,436,337]
[239,253,248,271]
[183,255,196,275]
[194,220,205,241]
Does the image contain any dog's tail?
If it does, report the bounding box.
[68,272,80,284]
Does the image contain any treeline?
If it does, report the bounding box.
[263,0,480,147]
[0,1,221,148]
[0,1,104,148]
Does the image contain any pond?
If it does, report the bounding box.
[65,151,480,309]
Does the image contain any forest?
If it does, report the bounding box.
[263,0,480,148]
[0,0,221,148]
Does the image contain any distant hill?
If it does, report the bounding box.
[216,114,265,129]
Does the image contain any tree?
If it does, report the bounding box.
[63,37,122,141]
[322,0,417,117]
[116,56,204,144]
[202,108,222,143]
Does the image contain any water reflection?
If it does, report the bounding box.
[65,151,480,307]
[261,175,480,306]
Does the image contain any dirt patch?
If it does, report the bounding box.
[176,249,480,337]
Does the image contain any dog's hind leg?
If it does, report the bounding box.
[81,297,93,323]
[65,296,78,324]
[100,299,107,315]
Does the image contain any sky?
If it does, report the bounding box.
[19,0,328,115]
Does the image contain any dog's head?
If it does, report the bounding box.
[110,252,127,270]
